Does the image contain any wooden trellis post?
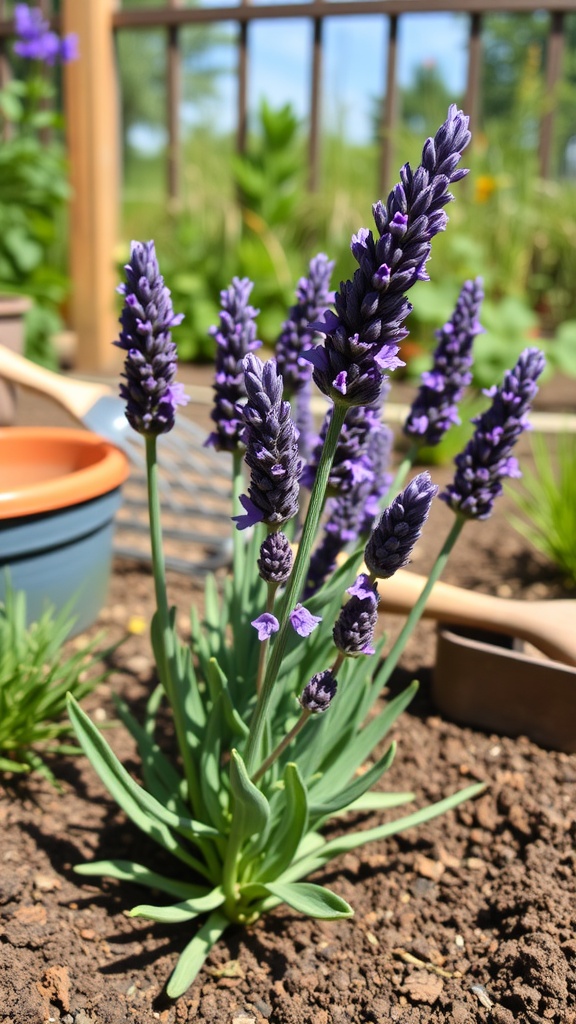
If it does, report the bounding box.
[61,0,120,373]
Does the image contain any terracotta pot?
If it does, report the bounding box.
[0,427,129,635]
[0,295,33,426]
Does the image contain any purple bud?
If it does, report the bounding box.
[257,531,293,585]
[333,576,379,657]
[236,355,302,531]
[299,670,338,713]
[364,472,438,578]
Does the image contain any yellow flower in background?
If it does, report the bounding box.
[474,175,497,204]
[127,614,147,635]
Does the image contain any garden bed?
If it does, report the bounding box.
[1,381,576,1024]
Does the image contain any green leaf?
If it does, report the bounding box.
[343,791,415,813]
[264,881,353,920]
[282,783,486,882]
[67,696,219,872]
[258,762,308,882]
[199,694,229,833]
[130,887,225,923]
[74,860,210,900]
[310,681,418,802]
[166,911,229,998]
[208,659,249,739]
[113,694,187,812]
[309,743,396,820]
[229,749,270,844]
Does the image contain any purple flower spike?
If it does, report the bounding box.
[364,473,438,578]
[441,347,546,520]
[305,106,470,409]
[333,576,380,657]
[251,613,279,641]
[299,670,338,713]
[257,532,293,585]
[290,605,322,637]
[115,241,189,436]
[405,278,484,446]
[276,253,335,398]
[237,354,302,531]
[206,277,262,452]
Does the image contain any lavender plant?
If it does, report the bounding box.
[67,108,545,998]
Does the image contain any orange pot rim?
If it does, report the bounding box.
[0,427,130,520]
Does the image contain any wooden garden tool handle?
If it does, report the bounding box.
[377,569,511,629]
[0,343,110,420]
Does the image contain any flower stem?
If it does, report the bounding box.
[252,710,311,784]
[375,512,466,690]
[244,402,348,775]
[255,583,278,696]
[145,436,204,821]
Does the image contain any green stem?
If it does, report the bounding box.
[252,710,311,784]
[383,445,419,507]
[232,450,245,606]
[255,582,278,696]
[375,513,466,690]
[244,402,348,775]
[145,437,206,830]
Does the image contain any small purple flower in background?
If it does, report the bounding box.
[299,669,338,713]
[251,613,280,641]
[13,4,77,64]
[404,278,484,447]
[441,347,546,520]
[206,277,262,453]
[290,605,322,637]
[275,254,335,460]
[364,473,438,578]
[303,390,390,497]
[333,574,380,657]
[115,241,189,436]
[233,354,302,531]
[275,253,335,397]
[257,531,293,585]
[305,419,394,595]
[305,105,470,409]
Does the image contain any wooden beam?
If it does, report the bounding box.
[379,13,398,196]
[61,0,120,373]
[540,10,565,178]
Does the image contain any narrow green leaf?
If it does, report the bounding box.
[310,681,418,802]
[258,763,308,882]
[282,782,486,882]
[130,887,225,923]
[208,658,249,738]
[343,791,415,813]
[113,694,187,812]
[229,749,270,843]
[199,694,229,833]
[67,696,219,871]
[166,910,229,998]
[264,881,353,920]
[73,860,207,900]
[308,743,396,820]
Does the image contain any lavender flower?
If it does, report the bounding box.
[305,106,470,409]
[299,669,338,713]
[257,531,293,585]
[364,473,438,578]
[251,613,279,641]
[333,574,380,657]
[115,241,189,436]
[14,4,77,64]
[305,421,393,595]
[404,278,484,446]
[290,605,322,637]
[275,253,335,397]
[441,347,546,520]
[233,355,302,531]
[303,393,389,496]
[206,277,261,452]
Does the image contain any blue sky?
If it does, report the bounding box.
[131,11,469,151]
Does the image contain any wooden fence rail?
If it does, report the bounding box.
[1,0,576,369]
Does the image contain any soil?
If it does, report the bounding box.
[1,371,576,1024]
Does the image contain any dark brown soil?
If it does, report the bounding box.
[2,376,576,1024]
